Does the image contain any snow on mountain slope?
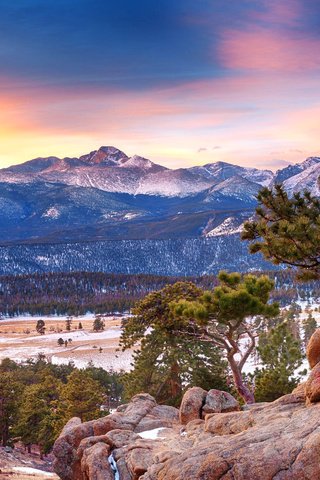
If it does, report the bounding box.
[40,166,145,194]
[283,162,320,196]
[205,216,244,237]
[119,154,165,172]
[301,157,320,170]
[203,175,260,204]
[274,157,320,184]
[136,168,212,197]
[1,147,320,248]
[79,146,129,165]
[189,161,273,186]
[1,147,320,200]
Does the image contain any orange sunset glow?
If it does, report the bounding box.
[0,0,320,169]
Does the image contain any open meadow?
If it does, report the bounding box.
[0,314,132,371]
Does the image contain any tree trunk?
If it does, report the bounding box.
[169,361,182,399]
[228,354,255,404]
[1,423,9,446]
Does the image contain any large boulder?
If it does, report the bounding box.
[54,387,320,480]
[135,405,179,433]
[142,398,320,480]
[205,410,254,435]
[306,328,320,368]
[291,382,306,402]
[104,429,139,449]
[202,389,240,417]
[52,418,96,480]
[81,442,113,480]
[306,362,320,403]
[179,387,207,424]
[53,393,178,480]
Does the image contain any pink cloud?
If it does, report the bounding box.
[220,28,320,72]
[1,67,320,170]
[250,0,302,27]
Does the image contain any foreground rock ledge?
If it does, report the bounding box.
[53,387,320,480]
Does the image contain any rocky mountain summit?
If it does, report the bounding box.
[0,147,320,246]
[53,329,320,480]
[0,147,320,275]
[2,146,320,198]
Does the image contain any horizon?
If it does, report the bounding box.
[1,1,320,169]
[2,143,311,173]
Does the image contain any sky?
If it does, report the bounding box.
[1,0,320,170]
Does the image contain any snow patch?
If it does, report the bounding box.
[123,212,140,220]
[12,467,56,477]
[206,217,244,237]
[138,428,165,439]
[42,206,60,219]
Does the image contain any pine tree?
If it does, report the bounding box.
[254,322,302,402]
[302,313,317,349]
[170,272,278,403]
[59,370,105,422]
[0,373,22,446]
[84,366,124,407]
[14,374,61,456]
[121,277,278,404]
[57,338,64,347]
[93,315,105,332]
[65,316,73,331]
[36,319,46,335]
[121,282,227,405]
[242,185,320,280]
[125,334,228,406]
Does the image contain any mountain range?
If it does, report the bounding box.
[0,146,319,275]
[0,146,319,244]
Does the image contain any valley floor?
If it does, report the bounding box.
[0,314,132,372]
[0,301,319,375]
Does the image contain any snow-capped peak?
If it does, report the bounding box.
[79,146,129,166]
[188,161,273,186]
[119,155,161,170]
[300,157,320,170]
[283,161,320,197]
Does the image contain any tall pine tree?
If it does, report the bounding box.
[58,370,105,422]
[121,282,228,406]
[254,322,303,402]
[171,272,278,403]
[242,185,320,280]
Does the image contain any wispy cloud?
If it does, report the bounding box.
[220,28,320,72]
[1,1,320,169]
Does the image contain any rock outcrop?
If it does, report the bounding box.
[53,388,320,480]
[53,329,320,480]
[178,387,240,425]
[53,393,179,480]
[305,328,320,404]
[306,328,320,368]
[178,387,207,424]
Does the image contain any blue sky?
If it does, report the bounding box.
[1,0,320,168]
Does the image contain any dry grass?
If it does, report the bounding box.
[0,470,59,479]
[0,316,117,335]
[0,315,132,371]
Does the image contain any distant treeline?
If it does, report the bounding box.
[0,270,318,317]
[0,271,218,317]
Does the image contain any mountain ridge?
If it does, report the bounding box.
[2,146,319,199]
[0,147,319,273]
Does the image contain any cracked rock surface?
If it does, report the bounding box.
[53,387,320,480]
[53,328,320,480]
